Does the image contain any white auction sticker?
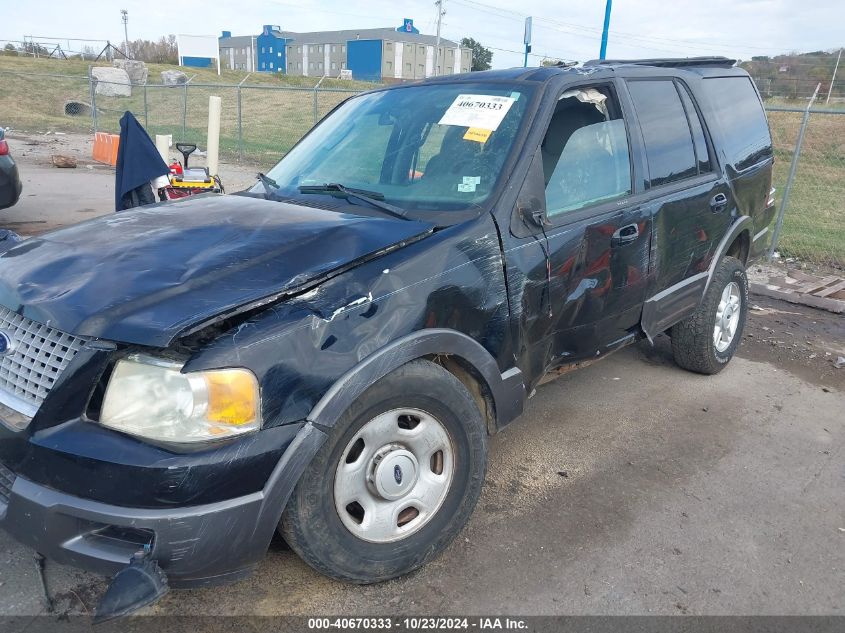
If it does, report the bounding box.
[438,94,516,132]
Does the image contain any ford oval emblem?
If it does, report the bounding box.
[0,330,15,356]
[393,464,403,485]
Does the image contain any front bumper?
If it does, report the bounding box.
[0,423,326,588]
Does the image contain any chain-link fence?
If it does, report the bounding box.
[1,69,843,268]
[765,106,845,270]
[0,69,362,166]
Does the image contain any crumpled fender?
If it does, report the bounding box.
[306,328,525,432]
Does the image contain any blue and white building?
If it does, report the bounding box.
[218,19,472,82]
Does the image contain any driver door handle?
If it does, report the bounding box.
[710,193,729,213]
[611,223,639,246]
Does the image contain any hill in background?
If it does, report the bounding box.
[740,49,843,103]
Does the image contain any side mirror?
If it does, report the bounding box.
[516,147,550,229]
[518,198,549,228]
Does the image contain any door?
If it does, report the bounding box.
[622,78,733,336]
[502,81,651,388]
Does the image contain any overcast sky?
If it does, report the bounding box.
[4,0,843,68]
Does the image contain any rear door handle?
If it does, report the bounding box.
[611,223,639,246]
[710,193,729,213]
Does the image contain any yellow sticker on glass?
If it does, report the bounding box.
[463,127,492,143]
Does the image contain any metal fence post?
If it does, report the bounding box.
[182,83,188,140]
[313,75,326,125]
[237,85,243,162]
[768,83,821,261]
[143,84,148,128]
[88,70,98,133]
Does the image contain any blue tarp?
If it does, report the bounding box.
[115,111,169,211]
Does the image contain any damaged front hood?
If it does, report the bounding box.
[0,194,433,345]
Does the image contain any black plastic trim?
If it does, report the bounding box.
[307,328,525,433]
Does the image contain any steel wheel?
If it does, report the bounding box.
[333,408,455,543]
[714,281,741,353]
[282,359,488,582]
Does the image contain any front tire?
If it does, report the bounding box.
[671,256,748,375]
[280,359,487,583]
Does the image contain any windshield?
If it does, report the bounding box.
[260,82,535,213]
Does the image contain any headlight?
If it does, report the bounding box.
[100,354,261,443]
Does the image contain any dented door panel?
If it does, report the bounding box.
[646,178,733,298]
[502,204,651,391]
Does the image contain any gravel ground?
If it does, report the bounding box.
[0,135,842,619]
[3,130,260,236]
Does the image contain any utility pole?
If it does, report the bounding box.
[121,9,129,59]
[599,0,612,60]
[826,48,842,105]
[434,0,445,76]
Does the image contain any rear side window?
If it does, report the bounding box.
[677,85,712,174]
[627,80,697,187]
[701,76,773,171]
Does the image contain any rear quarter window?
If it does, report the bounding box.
[626,79,698,188]
[701,76,773,171]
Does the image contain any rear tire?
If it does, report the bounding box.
[280,359,487,583]
[671,256,748,375]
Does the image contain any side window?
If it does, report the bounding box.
[627,80,697,187]
[541,87,632,218]
[701,76,773,171]
[677,84,712,174]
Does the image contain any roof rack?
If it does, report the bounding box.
[583,56,736,69]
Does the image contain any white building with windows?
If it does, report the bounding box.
[218,19,471,82]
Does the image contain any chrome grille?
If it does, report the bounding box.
[0,306,89,418]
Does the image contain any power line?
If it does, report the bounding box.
[443,31,577,63]
[449,0,832,56]
[449,0,733,56]
[531,18,771,57]
[450,0,522,19]
[533,23,725,57]
[268,1,394,25]
[19,35,111,43]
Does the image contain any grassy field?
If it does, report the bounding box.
[763,96,845,112]
[766,109,845,268]
[2,55,842,267]
[0,54,379,89]
[0,55,375,164]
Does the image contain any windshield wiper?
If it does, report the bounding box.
[299,183,409,221]
[257,172,280,194]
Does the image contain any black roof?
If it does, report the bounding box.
[420,65,597,84]
[393,56,741,91]
[433,67,545,81]
[583,56,736,68]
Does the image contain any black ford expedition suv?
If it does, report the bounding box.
[0,58,774,592]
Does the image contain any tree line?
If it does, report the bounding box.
[2,36,177,64]
[740,49,843,100]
